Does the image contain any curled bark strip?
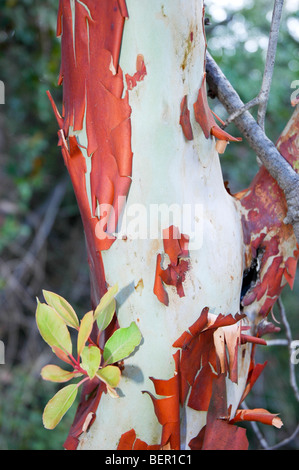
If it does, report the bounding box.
[193,73,242,150]
[179,95,194,141]
[230,408,283,429]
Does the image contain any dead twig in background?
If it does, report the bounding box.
[222,0,284,130]
[0,178,68,364]
[277,297,299,402]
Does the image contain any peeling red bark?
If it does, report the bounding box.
[172,308,245,412]
[126,54,147,91]
[52,0,135,302]
[193,73,242,144]
[154,226,190,306]
[180,95,194,141]
[143,351,181,450]
[117,428,160,450]
[240,342,267,404]
[236,122,299,318]
[189,374,249,450]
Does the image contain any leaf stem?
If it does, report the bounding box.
[76,376,90,388]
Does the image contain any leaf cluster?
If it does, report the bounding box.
[35,285,142,430]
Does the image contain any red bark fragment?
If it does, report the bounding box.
[193,73,242,143]
[143,351,181,450]
[187,364,216,411]
[196,374,249,450]
[125,54,147,91]
[240,333,267,346]
[117,0,129,18]
[179,95,194,141]
[154,226,190,306]
[188,426,206,450]
[117,428,160,450]
[231,408,283,428]
[241,360,267,403]
[173,308,244,408]
[201,420,249,450]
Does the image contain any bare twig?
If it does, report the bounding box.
[0,178,68,364]
[222,0,284,129]
[277,297,299,402]
[224,96,260,127]
[266,422,299,450]
[266,339,288,346]
[257,0,284,129]
[12,178,68,283]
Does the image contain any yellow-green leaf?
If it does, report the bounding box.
[97,365,121,388]
[94,284,118,331]
[77,311,94,357]
[95,297,116,332]
[43,290,79,329]
[41,364,80,383]
[42,383,78,430]
[80,346,101,379]
[36,300,72,355]
[103,322,142,365]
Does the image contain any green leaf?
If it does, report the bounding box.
[97,365,121,388]
[103,322,142,365]
[94,284,118,331]
[41,364,81,383]
[80,346,101,379]
[42,383,78,430]
[42,290,79,329]
[77,311,94,357]
[36,300,72,355]
[95,297,116,333]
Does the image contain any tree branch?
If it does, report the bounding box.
[257,0,284,129]
[206,51,299,244]
[222,0,284,130]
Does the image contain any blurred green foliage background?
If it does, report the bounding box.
[0,0,298,450]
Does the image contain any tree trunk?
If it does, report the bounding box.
[47,0,298,450]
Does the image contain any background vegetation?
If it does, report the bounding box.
[0,0,298,449]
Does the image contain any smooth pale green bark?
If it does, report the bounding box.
[77,0,250,450]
